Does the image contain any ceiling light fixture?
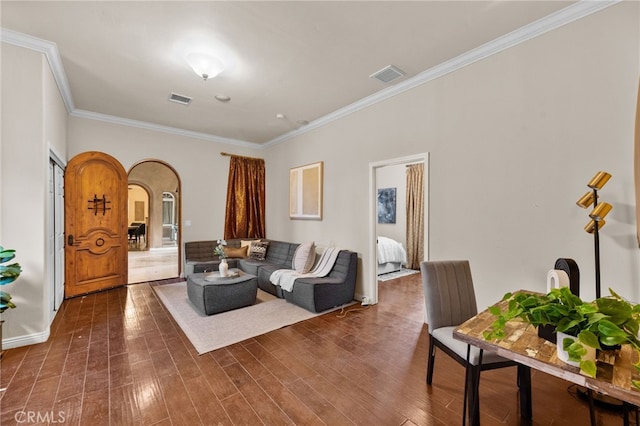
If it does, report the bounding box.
[185,52,224,81]
[215,94,231,103]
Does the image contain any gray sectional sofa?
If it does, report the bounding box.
[184,239,357,313]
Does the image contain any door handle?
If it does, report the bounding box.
[67,234,74,246]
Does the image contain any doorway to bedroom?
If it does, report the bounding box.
[369,153,428,304]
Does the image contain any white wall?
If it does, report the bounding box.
[1,42,67,344]
[264,2,640,309]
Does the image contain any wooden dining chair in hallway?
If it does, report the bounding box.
[420,260,520,426]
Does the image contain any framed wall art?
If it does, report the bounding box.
[377,187,396,224]
[290,161,323,220]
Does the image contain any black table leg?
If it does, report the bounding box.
[468,349,482,426]
[463,345,470,426]
[462,345,482,426]
[517,364,532,420]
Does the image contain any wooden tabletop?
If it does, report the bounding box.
[453,292,640,407]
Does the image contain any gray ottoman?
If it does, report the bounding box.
[187,271,258,315]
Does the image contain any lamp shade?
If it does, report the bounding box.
[185,52,224,80]
[589,202,612,221]
[584,219,606,234]
[587,171,611,190]
[576,191,596,209]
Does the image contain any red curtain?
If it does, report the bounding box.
[224,156,266,239]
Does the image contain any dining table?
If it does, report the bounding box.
[453,290,640,425]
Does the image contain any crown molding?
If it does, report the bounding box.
[70,109,260,148]
[1,27,258,147]
[1,28,75,112]
[1,0,620,148]
[264,0,620,147]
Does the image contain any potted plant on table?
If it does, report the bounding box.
[0,246,22,358]
[213,239,229,277]
[483,286,640,388]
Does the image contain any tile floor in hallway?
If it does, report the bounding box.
[128,244,179,284]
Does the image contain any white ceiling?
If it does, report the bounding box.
[1,1,600,147]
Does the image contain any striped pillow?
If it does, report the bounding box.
[292,242,316,273]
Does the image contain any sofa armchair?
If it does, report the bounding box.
[184,239,357,313]
[183,240,240,276]
[259,250,357,312]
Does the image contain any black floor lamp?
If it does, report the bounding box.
[576,171,612,299]
[575,171,624,416]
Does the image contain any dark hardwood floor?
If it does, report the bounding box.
[0,273,627,425]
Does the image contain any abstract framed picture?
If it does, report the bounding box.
[289,161,323,220]
[377,187,396,224]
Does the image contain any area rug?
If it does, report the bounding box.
[378,268,420,282]
[153,281,323,354]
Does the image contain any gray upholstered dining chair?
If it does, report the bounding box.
[421,260,520,425]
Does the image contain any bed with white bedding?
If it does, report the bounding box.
[377,236,407,275]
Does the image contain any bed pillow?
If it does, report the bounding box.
[293,242,316,273]
[249,241,269,261]
[223,246,248,259]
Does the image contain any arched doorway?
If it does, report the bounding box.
[128,160,181,283]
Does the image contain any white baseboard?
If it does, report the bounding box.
[2,329,49,350]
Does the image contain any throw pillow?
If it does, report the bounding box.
[292,242,316,273]
[241,239,259,248]
[223,246,248,259]
[249,241,269,261]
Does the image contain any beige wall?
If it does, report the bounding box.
[1,2,639,346]
[264,2,640,308]
[376,164,408,248]
[1,43,67,342]
[70,2,640,309]
[128,161,180,249]
[128,185,149,225]
[67,117,260,245]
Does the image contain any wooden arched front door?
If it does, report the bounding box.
[65,151,128,298]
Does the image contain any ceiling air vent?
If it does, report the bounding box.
[370,65,406,84]
[168,92,192,105]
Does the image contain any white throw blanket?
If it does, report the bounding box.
[270,247,341,292]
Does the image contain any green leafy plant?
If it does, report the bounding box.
[483,286,640,388]
[213,239,227,259]
[0,247,22,313]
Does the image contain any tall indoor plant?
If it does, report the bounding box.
[483,286,640,388]
[0,246,21,312]
[0,246,22,358]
